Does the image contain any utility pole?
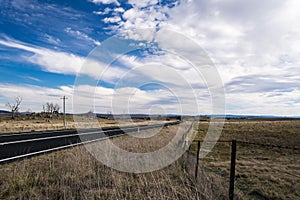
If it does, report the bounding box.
[61,96,68,129]
[229,140,237,200]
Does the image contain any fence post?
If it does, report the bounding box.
[195,141,201,179]
[229,140,237,200]
[185,145,191,172]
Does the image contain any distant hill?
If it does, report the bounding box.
[0,110,10,114]
[96,113,181,120]
[201,114,300,119]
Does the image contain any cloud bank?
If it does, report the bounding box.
[1,0,299,115]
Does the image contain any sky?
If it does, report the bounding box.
[0,0,300,116]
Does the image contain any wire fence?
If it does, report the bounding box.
[180,137,300,199]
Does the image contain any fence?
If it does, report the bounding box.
[181,139,300,199]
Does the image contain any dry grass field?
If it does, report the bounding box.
[0,114,166,134]
[190,119,300,200]
[0,124,229,200]
[0,118,299,199]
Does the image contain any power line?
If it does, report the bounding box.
[193,140,300,150]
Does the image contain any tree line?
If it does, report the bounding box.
[6,96,61,120]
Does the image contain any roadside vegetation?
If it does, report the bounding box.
[0,114,166,134]
[0,125,227,200]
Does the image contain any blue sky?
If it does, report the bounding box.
[0,0,114,87]
[0,0,300,116]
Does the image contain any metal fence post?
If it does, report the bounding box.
[195,141,201,179]
[229,140,237,200]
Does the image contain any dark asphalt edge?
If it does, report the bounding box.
[0,128,133,165]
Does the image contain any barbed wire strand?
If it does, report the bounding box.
[238,156,300,179]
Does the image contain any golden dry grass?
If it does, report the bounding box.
[0,115,168,134]
[191,119,300,200]
[0,124,226,200]
[1,118,298,199]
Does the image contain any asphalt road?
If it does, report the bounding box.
[0,121,180,164]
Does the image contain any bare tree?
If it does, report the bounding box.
[44,102,60,113]
[53,103,60,113]
[6,96,22,119]
[43,102,60,119]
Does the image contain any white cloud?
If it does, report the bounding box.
[107,2,169,41]
[93,11,104,15]
[90,0,120,6]
[163,0,300,82]
[127,0,159,8]
[64,27,101,46]
[93,7,112,15]
[102,0,300,115]
[0,37,212,115]
[73,84,212,115]
[0,37,83,74]
[0,83,211,115]
[0,83,73,112]
[225,89,300,116]
[114,7,125,13]
[80,58,129,83]
[20,75,42,82]
[2,0,299,115]
[103,16,122,23]
[29,50,84,74]
[93,6,124,16]
[117,53,207,88]
[44,34,61,45]
[0,38,112,80]
[108,0,300,84]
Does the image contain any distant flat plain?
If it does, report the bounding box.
[0,114,165,134]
